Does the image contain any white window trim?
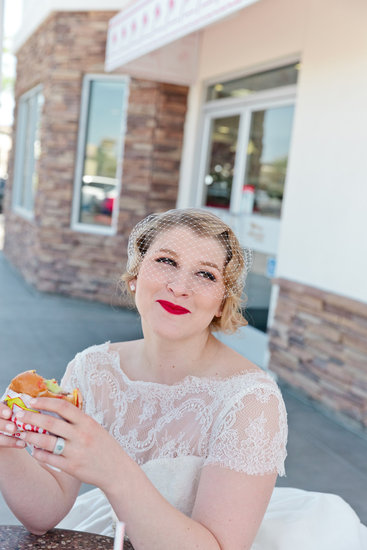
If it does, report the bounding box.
[71,73,130,236]
[12,84,43,221]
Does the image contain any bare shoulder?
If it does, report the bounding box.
[210,337,262,378]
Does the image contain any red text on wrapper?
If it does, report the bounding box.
[11,415,48,435]
[4,394,49,437]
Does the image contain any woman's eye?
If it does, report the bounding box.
[197,271,216,282]
[156,257,177,267]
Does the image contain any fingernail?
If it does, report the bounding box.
[1,409,11,418]
[17,411,24,418]
[16,440,26,447]
[29,399,36,406]
[5,423,14,433]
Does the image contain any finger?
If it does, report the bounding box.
[32,446,67,472]
[30,397,80,422]
[17,431,65,455]
[0,433,26,449]
[0,419,17,436]
[15,409,72,440]
[0,404,12,420]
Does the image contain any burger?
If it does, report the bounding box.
[1,370,82,438]
[6,370,82,409]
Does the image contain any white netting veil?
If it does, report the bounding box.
[125,208,252,303]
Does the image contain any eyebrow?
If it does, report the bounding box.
[156,248,177,256]
[155,248,222,272]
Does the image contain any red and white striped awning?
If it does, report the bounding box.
[105,0,259,82]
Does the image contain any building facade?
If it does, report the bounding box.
[4,0,367,435]
[4,7,188,304]
[175,0,367,434]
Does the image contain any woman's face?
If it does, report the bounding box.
[133,226,226,340]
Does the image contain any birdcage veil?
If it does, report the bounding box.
[125,208,252,300]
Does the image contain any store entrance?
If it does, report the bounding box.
[195,70,297,366]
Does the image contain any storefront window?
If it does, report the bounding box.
[13,85,44,217]
[207,63,299,101]
[73,76,129,232]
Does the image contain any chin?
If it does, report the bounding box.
[154,319,210,342]
[153,323,191,341]
[141,304,213,340]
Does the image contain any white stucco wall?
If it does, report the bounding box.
[180,0,367,303]
[276,0,367,304]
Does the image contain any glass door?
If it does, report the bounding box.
[197,95,295,367]
[242,104,294,219]
[240,103,294,334]
[202,115,240,209]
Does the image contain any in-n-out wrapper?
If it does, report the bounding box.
[1,388,59,440]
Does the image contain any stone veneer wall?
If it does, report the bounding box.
[4,11,188,305]
[269,278,367,434]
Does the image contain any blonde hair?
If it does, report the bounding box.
[121,209,250,334]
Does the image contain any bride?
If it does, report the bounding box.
[0,209,366,549]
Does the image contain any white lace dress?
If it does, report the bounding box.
[57,343,367,549]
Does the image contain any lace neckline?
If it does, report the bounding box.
[101,341,274,389]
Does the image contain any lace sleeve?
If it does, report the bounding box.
[60,358,77,394]
[205,379,287,476]
[60,350,100,423]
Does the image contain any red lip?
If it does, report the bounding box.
[156,300,191,315]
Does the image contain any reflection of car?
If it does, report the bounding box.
[0,178,6,212]
[254,189,282,216]
[100,196,114,214]
[205,179,232,208]
[80,175,117,215]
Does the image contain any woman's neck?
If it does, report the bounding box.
[138,329,220,385]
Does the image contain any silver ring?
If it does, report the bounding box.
[53,436,65,456]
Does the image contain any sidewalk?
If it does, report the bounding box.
[0,249,366,527]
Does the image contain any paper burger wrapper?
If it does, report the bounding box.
[1,389,64,471]
[1,388,60,439]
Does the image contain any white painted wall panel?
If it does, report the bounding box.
[180,0,367,303]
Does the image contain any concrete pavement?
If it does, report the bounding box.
[0,248,366,527]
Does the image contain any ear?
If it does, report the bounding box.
[215,298,226,318]
[215,306,223,318]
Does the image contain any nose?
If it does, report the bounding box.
[166,270,193,297]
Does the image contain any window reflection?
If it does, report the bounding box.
[243,105,294,218]
[78,80,126,227]
[207,63,299,101]
[14,87,44,215]
[204,115,240,209]
[244,251,274,333]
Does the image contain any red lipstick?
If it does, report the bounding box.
[157,300,191,315]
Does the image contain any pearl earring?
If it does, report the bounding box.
[130,283,136,291]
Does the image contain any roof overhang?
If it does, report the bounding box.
[105,0,259,84]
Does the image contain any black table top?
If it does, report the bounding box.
[0,525,115,549]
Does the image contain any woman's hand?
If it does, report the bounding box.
[0,402,26,449]
[12,397,125,492]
